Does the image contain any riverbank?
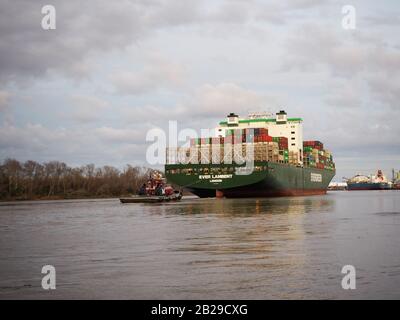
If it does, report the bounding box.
[0,190,194,202]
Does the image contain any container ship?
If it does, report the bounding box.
[165,110,336,198]
[346,170,391,190]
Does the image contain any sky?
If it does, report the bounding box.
[0,0,399,181]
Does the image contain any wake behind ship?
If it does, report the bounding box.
[165,111,336,198]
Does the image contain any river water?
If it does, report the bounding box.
[0,191,399,299]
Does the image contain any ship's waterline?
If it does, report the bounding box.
[167,162,335,198]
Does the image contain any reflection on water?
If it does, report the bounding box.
[0,192,399,299]
[166,196,334,216]
[161,197,334,261]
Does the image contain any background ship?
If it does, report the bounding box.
[346,170,391,190]
[328,182,347,191]
[392,169,400,190]
[165,111,336,198]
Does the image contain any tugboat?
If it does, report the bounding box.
[346,170,391,190]
[120,171,182,203]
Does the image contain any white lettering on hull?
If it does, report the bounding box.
[199,174,233,180]
[311,173,322,182]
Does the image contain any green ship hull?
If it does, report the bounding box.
[165,162,335,198]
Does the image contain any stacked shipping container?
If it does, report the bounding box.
[303,141,334,170]
[169,128,299,165]
[167,132,334,170]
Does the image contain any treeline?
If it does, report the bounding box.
[0,158,154,201]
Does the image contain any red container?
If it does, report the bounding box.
[278,137,288,149]
[258,135,273,142]
[303,140,324,150]
[259,128,268,135]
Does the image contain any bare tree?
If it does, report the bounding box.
[0,159,153,200]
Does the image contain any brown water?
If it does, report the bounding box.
[0,191,399,299]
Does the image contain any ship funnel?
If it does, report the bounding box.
[227,112,239,126]
[276,110,287,124]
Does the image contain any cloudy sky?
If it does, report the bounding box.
[0,0,399,180]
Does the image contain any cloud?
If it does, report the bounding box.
[281,25,362,76]
[0,122,149,166]
[116,82,283,126]
[144,0,202,28]
[189,82,280,117]
[1,1,400,180]
[120,104,187,124]
[0,0,328,85]
[285,0,328,10]
[324,80,363,108]
[113,82,276,124]
[0,90,10,111]
[95,126,147,144]
[363,11,400,27]
[282,23,400,79]
[0,0,199,85]
[366,74,400,110]
[0,81,282,166]
[110,57,186,95]
[69,95,109,123]
[0,123,69,151]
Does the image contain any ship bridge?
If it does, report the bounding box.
[216,110,303,164]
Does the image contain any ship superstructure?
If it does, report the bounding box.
[215,111,304,164]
